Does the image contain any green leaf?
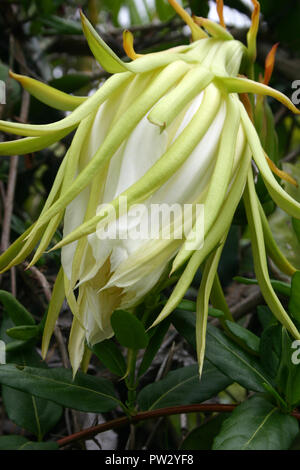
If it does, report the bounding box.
[39,14,82,35]
[257,305,277,330]
[91,339,126,377]
[2,386,62,439]
[2,349,62,439]
[176,300,224,318]
[17,441,59,450]
[177,299,196,312]
[234,276,291,297]
[224,320,260,354]
[0,290,35,326]
[138,319,170,377]
[155,0,176,21]
[6,325,40,341]
[171,310,275,392]
[111,310,149,350]
[213,395,299,450]
[0,434,58,449]
[259,324,282,378]
[277,328,300,407]
[0,365,121,413]
[0,435,28,450]
[180,413,229,450]
[289,271,300,323]
[137,362,231,411]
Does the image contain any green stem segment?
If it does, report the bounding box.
[125,349,138,413]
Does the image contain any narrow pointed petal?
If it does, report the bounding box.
[216,0,226,28]
[0,225,34,272]
[173,95,240,270]
[240,104,300,219]
[196,237,226,377]
[151,144,252,327]
[148,65,214,129]
[30,61,192,236]
[123,30,142,60]
[68,315,86,377]
[258,201,296,276]
[50,83,222,250]
[219,76,300,114]
[263,43,279,86]
[0,72,132,136]
[0,126,76,156]
[41,267,65,358]
[243,168,300,339]
[247,0,260,62]
[80,11,129,73]
[9,71,86,111]
[28,213,62,267]
[193,17,232,40]
[167,0,207,40]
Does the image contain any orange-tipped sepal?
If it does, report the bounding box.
[265,152,298,187]
[216,0,226,28]
[263,43,279,86]
[123,30,142,60]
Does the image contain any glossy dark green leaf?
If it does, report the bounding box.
[259,324,282,378]
[180,414,229,450]
[0,435,29,450]
[2,349,62,438]
[2,386,62,439]
[138,319,170,377]
[276,329,300,407]
[289,271,300,323]
[111,310,149,350]
[91,339,126,377]
[0,365,121,413]
[0,434,57,450]
[171,310,275,392]
[257,305,277,330]
[0,290,35,326]
[213,395,299,450]
[137,362,231,411]
[225,320,260,354]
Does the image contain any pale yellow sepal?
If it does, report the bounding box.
[243,167,300,339]
[196,236,227,377]
[41,267,65,359]
[9,71,86,111]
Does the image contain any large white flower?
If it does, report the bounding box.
[0,0,299,373]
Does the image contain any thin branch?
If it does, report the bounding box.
[56,403,300,448]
